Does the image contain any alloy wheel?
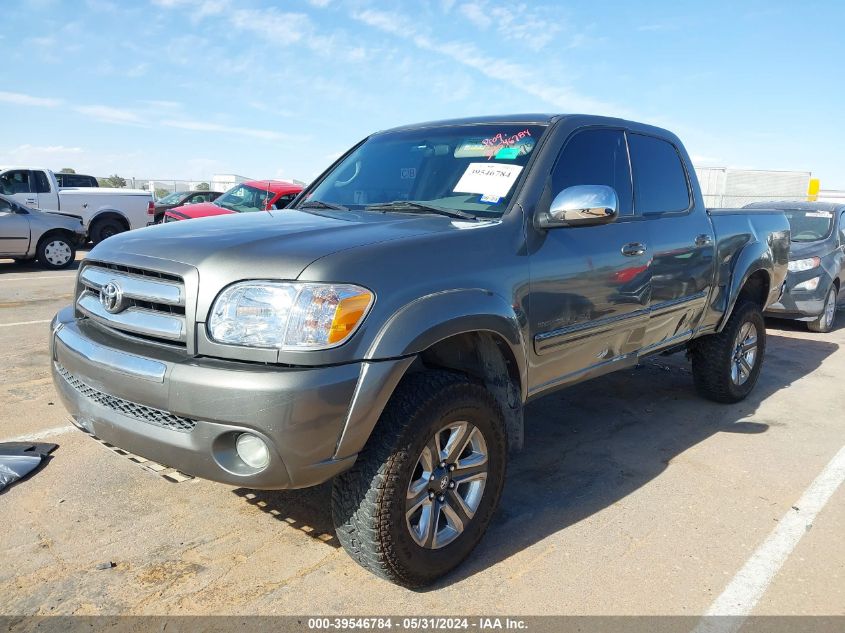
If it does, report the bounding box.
[405,421,488,549]
[731,321,758,385]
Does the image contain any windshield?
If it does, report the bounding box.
[298,124,547,218]
[216,184,275,213]
[784,209,834,242]
[158,191,186,205]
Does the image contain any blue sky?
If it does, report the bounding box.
[1,0,843,188]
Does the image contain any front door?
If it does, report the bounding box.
[0,197,31,255]
[0,170,37,209]
[527,128,651,393]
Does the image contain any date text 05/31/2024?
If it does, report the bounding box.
[306,617,528,630]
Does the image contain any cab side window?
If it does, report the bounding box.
[274,193,297,209]
[628,134,691,214]
[839,210,845,243]
[0,170,32,195]
[551,128,633,216]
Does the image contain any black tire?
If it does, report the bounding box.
[90,218,125,244]
[332,370,507,588]
[690,300,766,403]
[807,285,838,333]
[36,234,76,270]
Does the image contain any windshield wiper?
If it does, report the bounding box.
[366,201,476,220]
[299,199,349,211]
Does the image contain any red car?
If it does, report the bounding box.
[163,180,302,222]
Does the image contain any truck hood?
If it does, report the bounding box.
[90,208,473,280]
[168,201,231,218]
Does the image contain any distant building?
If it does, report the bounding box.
[817,189,845,204]
[695,167,811,208]
[212,173,252,192]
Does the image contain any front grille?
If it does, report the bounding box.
[77,263,187,347]
[57,364,197,433]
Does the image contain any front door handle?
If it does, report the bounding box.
[621,242,647,257]
[25,198,37,205]
[695,234,713,247]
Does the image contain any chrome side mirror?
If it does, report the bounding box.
[536,184,619,228]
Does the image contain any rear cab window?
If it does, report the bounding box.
[628,134,691,214]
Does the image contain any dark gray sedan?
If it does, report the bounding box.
[745,201,845,332]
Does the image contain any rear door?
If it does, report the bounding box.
[32,169,60,210]
[629,133,716,351]
[527,127,652,390]
[0,197,30,255]
[0,169,37,209]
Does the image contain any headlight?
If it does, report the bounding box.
[208,281,374,349]
[788,257,821,272]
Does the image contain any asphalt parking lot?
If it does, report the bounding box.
[1,254,843,617]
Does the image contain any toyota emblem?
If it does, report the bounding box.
[99,281,125,314]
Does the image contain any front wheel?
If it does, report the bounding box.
[332,371,507,588]
[807,286,838,333]
[690,300,766,403]
[36,234,76,270]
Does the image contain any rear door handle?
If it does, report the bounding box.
[695,234,713,247]
[621,242,647,257]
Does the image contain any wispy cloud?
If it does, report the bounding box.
[0,91,62,107]
[457,1,563,51]
[352,8,622,115]
[75,105,144,124]
[160,119,305,142]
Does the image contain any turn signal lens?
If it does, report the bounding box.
[329,292,374,344]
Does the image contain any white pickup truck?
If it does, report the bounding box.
[0,166,154,243]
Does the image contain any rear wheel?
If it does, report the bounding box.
[332,371,507,588]
[90,218,125,244]
[36,234,76,270]
[807,285,838,333]
[690,300,766,403]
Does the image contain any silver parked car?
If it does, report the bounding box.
[0,193,86,269]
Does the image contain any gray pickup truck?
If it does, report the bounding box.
[51,114,789,587]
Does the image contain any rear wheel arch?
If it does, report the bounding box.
[719,267,770,332]
[89,211,130,243]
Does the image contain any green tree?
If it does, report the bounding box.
[59,167,76,174]
[195,182,210,191]
[99,174,127,188]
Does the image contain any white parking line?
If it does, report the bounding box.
[1,424,75,444]
[695,444,845,633]
[1,275,76,282]
[0,319,52,328]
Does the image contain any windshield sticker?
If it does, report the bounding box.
[494,147,521,160]
[400,167,417,179]
[480,194,501,204]
[805,211,833,218]
[453,163,524,198]
[455,130,535,160]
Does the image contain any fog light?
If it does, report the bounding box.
[794,277,820,292]
[235,433,270,469]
